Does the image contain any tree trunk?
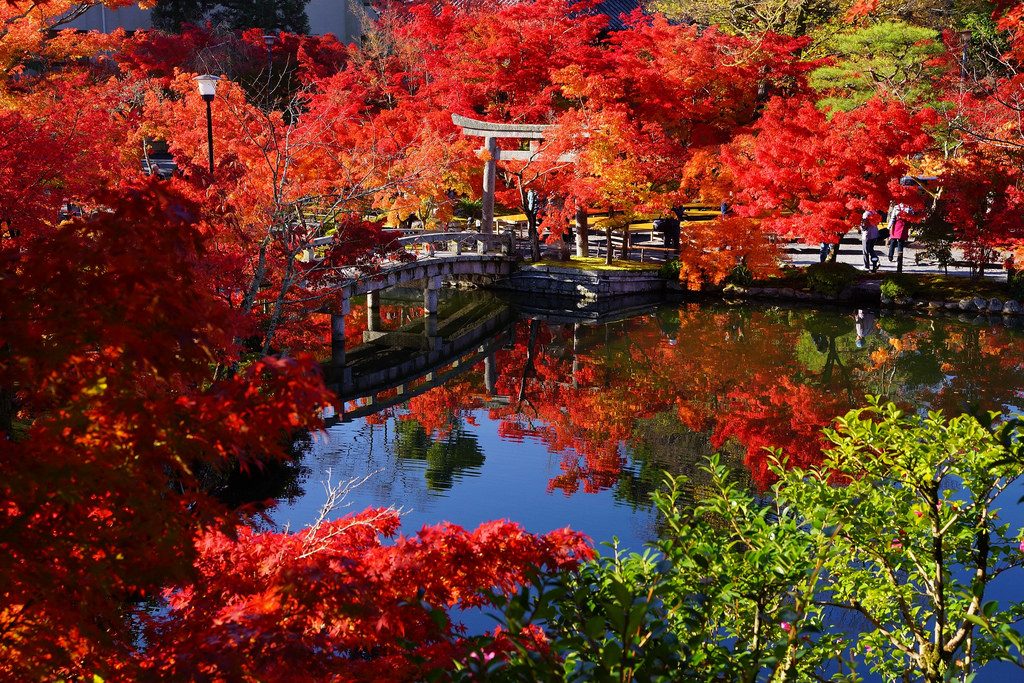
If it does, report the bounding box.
[240,240,270,317]
[518,319,539,403]
[528,215,541,261]
[261,268,295,356]
[518,182,541,261]
[621,222,630,260]
[605,224,613,265]
[575,206,589,258]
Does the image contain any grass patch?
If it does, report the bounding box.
[806,262,859,296]
[750,267,810,290]
[895,274,1010,300]
[528,256,661,272]
[750,267,1011,300]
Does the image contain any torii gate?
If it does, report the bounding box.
[452,113,577,235]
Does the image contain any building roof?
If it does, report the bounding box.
[595,0,642,31]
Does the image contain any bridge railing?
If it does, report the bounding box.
[305,229,515,263]
[394,230,514,255]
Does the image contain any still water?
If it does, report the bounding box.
[272,291,1024,555]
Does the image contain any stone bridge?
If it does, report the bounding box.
[324,231,517,363]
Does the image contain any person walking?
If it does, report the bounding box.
[819,229,845,263]
[860,210,880,271]
[855,309,876,348]
[888,203,911,264]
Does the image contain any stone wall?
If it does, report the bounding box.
[491,264,666,299]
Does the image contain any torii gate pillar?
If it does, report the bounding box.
[452,114,575,237]
[481,136,498,235]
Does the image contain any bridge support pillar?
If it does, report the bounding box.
[367,291,381,332]
[572,323,582,388]
[423,276,441,316]
[330,294,351,365]
[484,352,497,395]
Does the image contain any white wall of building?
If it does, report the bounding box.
[64,5,152,32]
[306,0,370,45]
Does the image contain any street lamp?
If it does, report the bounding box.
[194,74,220,176]
[262,33,276,89]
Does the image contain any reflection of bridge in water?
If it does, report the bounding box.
[321,290,669,425]
[323,293,515,424]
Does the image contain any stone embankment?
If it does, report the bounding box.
[881,294,1022,316]
[716,282,1024,320]
[486,260,1024,323]
[717,284,851,304]
[492,263,666,299]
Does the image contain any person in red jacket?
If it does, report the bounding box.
[887,203,911,263]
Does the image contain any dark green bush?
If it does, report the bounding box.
[1009,271,1024,300]
[658,259,681,280]
[724,261,754,287]
[880,275,917,300]
[805,262,858,296]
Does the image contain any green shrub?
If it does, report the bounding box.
[880,275,917,300]
[455,197,482,219]
[805,262,858,296]
[1009,271,1024,300]
[658,259,681,280]
[475,402,1024,683]
[723,261,754,287]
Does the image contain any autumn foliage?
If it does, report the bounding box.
[4,0,1024,678]
[729,97,936,243]
[142,512,591,681]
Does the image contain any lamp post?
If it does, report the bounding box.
[194,74,220,176]
[262,33,276,90]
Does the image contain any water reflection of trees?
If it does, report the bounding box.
[617,412,753,510]
[385,304,1024,502]
[198,432,312,509]
[393,420,486,492]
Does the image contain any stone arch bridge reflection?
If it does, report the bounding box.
[322,292,515,425]
[321,291,669,426]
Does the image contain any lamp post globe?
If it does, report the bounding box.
[194,74,219,101]
[194,74,219,176]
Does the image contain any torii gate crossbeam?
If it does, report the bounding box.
[452,114,576,235]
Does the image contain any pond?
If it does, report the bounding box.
[272,290,1024,556]
[264,291,1024,678]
